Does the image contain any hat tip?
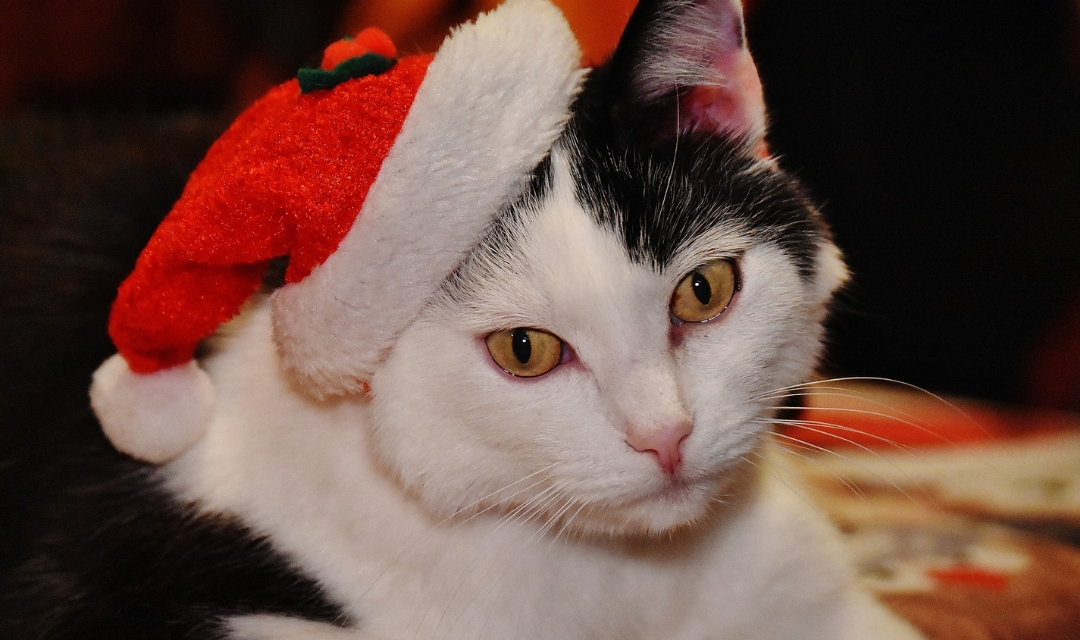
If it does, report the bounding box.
[90,355,215,464]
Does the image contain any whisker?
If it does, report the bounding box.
[770,417,919,457]
[360,464,560,610]
[430,479,562,640]
[658,80,683,226]
[441,480,582,640]
[754,376,988,436]
[771,402,969,451]
[446,475,555,531]
[532,492,581,544]
[740,450,830,508]
[444,463,560,522]
[758,387,914,418]
[759,433,868,499]
[767,428,919,503]
[493,485,560,531]
[550,500,590,547]
[768,413,955,487]
[753,375,926,398]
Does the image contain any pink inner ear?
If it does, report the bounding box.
[680,47,766,144]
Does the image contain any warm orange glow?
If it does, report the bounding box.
[549,0,639,67]
[340,0,642,67]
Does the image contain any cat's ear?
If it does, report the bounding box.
[601,0,766,151]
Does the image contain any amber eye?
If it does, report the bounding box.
[670,259,739,323]
[486,328,563,377]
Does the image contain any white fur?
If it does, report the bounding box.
[271,0,586,397]
[90,355,214,463]
[163,153,921,639]
[813,241,850,316]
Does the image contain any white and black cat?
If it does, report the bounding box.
[1,0,923,638]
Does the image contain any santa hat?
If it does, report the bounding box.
[90,0,584,464]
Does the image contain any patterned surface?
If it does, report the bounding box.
[780,382,1080,640]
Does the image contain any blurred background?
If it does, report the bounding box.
[1,0,1078,413]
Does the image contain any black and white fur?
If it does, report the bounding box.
[1,0,922,638]
[0,116,349,637]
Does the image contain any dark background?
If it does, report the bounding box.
[2,0,1079,409]
[749,0,1080,406]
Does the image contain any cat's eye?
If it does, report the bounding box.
[670,259,739,323]
[486,328,563,377]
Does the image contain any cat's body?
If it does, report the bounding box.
[2,0,924,638]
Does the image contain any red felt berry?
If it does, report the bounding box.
[320,28,397,71]
[354,27,397,60]
[321,39,367,71]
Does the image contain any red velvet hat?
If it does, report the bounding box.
[110,30,430,376]
[91,0,584,463]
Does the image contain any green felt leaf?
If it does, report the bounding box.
[298,54,397,94]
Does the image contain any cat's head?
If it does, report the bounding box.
[90,0,845,536]
[368,0,847,537]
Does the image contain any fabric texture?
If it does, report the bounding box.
[108,54,432,373]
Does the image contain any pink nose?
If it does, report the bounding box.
[626,422,692,474]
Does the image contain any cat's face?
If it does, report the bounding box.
[369,133,845,537]
[361,0,846,538]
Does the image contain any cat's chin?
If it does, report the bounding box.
[589,483,722,538]
[539,463,758,541]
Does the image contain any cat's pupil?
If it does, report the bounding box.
[511,328,531,364]
[691,272,712,305]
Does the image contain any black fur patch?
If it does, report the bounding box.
[548,0,829,279]
[0,421,349,639]
[0,115,348,638]
[485,153,556,260]
[451,73,828,296]
[565,71,828,279]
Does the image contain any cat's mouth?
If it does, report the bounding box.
[648,475,698,502]
[611,456,758,533]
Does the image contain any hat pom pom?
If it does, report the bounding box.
[90,355,215,464]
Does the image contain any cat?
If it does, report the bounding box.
[0,0,924,638]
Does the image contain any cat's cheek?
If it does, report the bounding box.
[672,246,825,469]
[367,323,488,498]
[371,318,598,519]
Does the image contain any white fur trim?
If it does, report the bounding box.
[271,0,585,397]
[90,355,214,464]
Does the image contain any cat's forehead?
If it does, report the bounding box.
[451,126,827,297]
[442,138,819,326]
[440,151,677,341]
[537,146,752,280]
[561,124,826,277]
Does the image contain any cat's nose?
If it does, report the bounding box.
[625,421,692,475]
